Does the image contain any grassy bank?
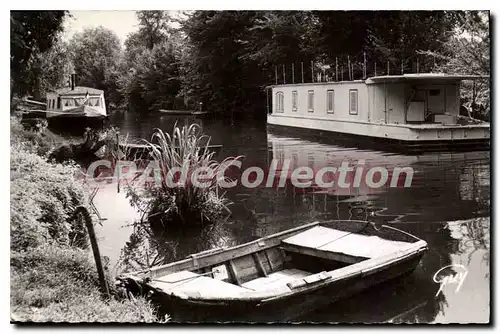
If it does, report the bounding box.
[10,117,164,322]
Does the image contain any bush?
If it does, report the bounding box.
[10,118,164,322]
[11,245,164,323]
[10,116,64,157]
[10,148,88,251]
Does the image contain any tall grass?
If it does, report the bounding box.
[127,124,242,227]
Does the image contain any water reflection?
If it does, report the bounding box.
[92,113,489,323]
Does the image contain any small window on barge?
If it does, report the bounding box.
[276,91,284,113]
[292,91,298,111]
[308,90,314,112]
[349,89,358,115]
[326,89,334,114]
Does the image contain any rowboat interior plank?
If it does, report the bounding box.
[152,270,246,297]
[318,234,412,259]
[227,259,242,286]
[282,226,351,249]
[253,252,268,277]
[282,226,412,259]
[241,269,311,291]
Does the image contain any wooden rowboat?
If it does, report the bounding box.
[118,220,427,322]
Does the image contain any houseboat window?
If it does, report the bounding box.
[57,97,61,109]
[276,91,284,113]
[308,90,314,112]
[326,89,334,113]
[95,97,100,107]
[429,89,441,96]
[292,91,298,111]
[349,89,358,115]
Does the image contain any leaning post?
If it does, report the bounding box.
[78,206,110,299]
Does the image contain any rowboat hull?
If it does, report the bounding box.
[118,220,427,322]
[152,250,424,322]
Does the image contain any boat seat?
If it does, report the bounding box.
[241,268,311,291]
[151,270,247,298]
[281,226,412,264]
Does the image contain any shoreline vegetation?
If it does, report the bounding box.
[126,124,242,228]
[10,116,167,322]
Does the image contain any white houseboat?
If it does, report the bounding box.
[36,74,108,132]
[46,86,107,119]
[267,73,490,151]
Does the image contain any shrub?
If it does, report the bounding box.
[127,124,242,227]
[10,116,64,156]
[11,245,165,323]
[10,147,88,251]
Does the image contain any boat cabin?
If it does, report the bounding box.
[46,86,107,117]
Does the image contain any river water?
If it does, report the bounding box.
[90,112,490,323]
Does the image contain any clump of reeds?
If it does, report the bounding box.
[127,124,242,227]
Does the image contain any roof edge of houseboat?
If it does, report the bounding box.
[266,73,490,88]
[365,73,490,84]
[49,86,104,96]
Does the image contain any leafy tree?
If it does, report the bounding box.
[28,39,73,100]
[10,10,67,100]
[420,11,490,119]
[366,11,455,74]
[121,11,181,112]
[136,11,171,49]
[134,42,182,111]
[69,26,123,107]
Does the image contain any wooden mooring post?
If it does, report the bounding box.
[301,62,304,83]
[335,57,338,81]
[363,52,367,79]
[76,206,110,299]
[311,61,314,83]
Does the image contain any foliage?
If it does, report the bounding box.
[10,146,88,251]
[28,38,74,100]
[69,26,123,108]
[121,11,182,112]
[11,245,165,323]
[136,11,172,50]
[10,11,67,99]
[122,41,182,112]
[10,131,164,322]
[10,116,65,156]
[419,11,490,119]
[127,124,242,227]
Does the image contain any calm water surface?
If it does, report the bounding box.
[91,112,490,323]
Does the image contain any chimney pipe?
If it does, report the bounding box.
[71,74,75,90]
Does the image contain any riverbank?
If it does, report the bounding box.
[10,116,165,322]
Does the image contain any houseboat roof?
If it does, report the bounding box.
[365,73,490,84]
[52,86,104,96]
[267,73,489,88]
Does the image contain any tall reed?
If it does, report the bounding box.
[127,124,242,227]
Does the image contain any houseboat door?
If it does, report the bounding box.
[426,87,445,115]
